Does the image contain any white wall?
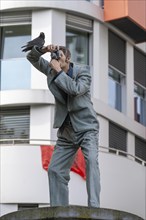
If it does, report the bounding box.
[99,152,146,219]
[0,145,49,204]
[92,22,108,102]
[0,90,54,106]
[0,204,17,217]
[0,145,145,219]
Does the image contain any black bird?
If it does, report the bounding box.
[21,32,45,52]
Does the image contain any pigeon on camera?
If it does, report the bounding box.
[21,32,45,52]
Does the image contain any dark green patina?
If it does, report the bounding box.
[0,206,144,220]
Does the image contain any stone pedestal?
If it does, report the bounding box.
[0,206,144,220]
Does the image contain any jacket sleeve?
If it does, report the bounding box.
[26,46,51,76]
[54,66,91,97]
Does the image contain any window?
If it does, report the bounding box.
[66,29,89,65]
[1,26,31,59]
[108,66,125,111]
[100,0,104,8]
[109,122,127,156]
[108,31,126,112]
[66,14,92,67]
[135,136,146,164]
[0,25,31,90]
[0,107,30,144]
[134,48,146,88]
[134,48,146,126]
[134,84,146,126]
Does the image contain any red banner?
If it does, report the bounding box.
[40,145,86,179]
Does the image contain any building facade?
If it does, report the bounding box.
[0,0,146,219]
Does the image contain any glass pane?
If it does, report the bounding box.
[1,58,31,90]
[108,78,116,108]
[134,84,145,98]
[66,29,89,65]
[134,84,146,126]
[134,94,146,126]
[141,99,146,126]
[108,78,122,111]
[2,25,31,59]
[108,66,121,83]
[108,66,123,111]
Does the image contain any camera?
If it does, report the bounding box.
[51,50,61,60]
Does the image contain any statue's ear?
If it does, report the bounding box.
[66,57,71,63]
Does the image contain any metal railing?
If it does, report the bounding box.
[0,138,56,145]
[0,138,146,166]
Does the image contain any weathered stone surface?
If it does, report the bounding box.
[0,206,144,220]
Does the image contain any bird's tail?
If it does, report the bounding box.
[21,47,29,52]
[21,45,27,49]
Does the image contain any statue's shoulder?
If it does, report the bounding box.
[73,63,89,73]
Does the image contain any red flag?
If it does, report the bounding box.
[40,145,86,179]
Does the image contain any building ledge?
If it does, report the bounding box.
[0,89,54,106]
[0,206,144,220]
[108,17,146,43]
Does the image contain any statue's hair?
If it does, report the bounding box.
[59,46,71,59]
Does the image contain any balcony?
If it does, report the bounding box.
[104,0,146,43]
[0,139,145,218]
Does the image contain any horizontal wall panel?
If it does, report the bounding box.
[66,14,93,32]
[0,11,31,26]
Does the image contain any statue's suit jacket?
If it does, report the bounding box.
[27,47,99,132]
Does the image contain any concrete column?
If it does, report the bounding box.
[32,9,66,46]
[126,42,134,119]
[31,10,66,89]
[92,22,108,103]
[30,105,52,144]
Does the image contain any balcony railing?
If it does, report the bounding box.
[0,138,145,166]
